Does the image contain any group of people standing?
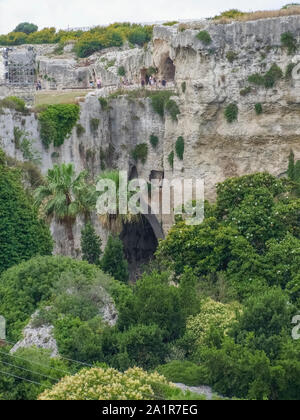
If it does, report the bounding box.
[141,75,167,89]
[89,79,102,89]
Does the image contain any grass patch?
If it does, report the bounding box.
[0,96,27,113]
[168,151,174,169]
[255,103,263,115]
[99,97,109,111]
[196,31,212,45]
[281,32,297,55]
[76,124,85,137]
[165,99,180,121]
[213,7,300,23]
[150,134,159,148]
[175,136,185,160]
[248,64,283,89]
[90,118,100,133]
[132,143,148,164]
[240,86,252,96]
[34,90,89,107]
[226,51,238,63]
[224,103,238,123]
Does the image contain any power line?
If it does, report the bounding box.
[0,359,59,382]
[0,369,43,386]
[0,349,69,376]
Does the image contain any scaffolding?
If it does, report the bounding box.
[2,47,36,87]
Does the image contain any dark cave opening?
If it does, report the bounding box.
[120,215,159,282]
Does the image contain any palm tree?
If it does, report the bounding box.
[34,163,96,252]
[97,170,140,234]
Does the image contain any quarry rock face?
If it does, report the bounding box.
[1,15,300,252]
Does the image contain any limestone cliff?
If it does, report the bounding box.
[1,15,300,257]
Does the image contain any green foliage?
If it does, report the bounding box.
[214,9,246,20]
[0,157,52,276]
[163,21,179,26]
[156,361,208,387]
[196,31,212,45]
[38,366,195,400]
[38,104,79,148]
[0,96,26,113]
[149,90,173,117]
[101,235,129,283]
[168,151,174,169]
[118,66,126,77]
[76,124,85,137]
[81,223,102,265]
[14,22,38,35]
[240,86,252,96]
[281,32,297,55]
[127,26,152,46]
[99,97,109,111]
[288,150,295,180]
[175,136,185,160]
[117,269,199,342]
[165,99,180,121]
[150,134,159,148]
[285,62,297,79]
[0,347,69,400]
[0,256,106,341]
[248,64,283,89]
[226,51,238,62]
[181,81,186,93]
[132,143,148,164]
[90,118,100,133]
[224,103,238,123]
[255,103,263,115]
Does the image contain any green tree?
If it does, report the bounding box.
[14,22,38,34]
[101,235,129,283]
[34,164,95,253]
[288,150,295,180]
[81,223,102,265]
[0,151,52,275]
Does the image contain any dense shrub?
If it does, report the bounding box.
[175,136,185,160]
[101,235,129,283]
[38,104,79,148]
[14,22,38,34]
[38,367,197,400]
[0,256,109,340]
[132,143,148,164]
[0,157,52,277]
[150,134,159,148]
[248,64,283,89]
[0,347,69,400]
[156,361,208,386]
[281,32,297,55]
[196,31,212,45]
[81,223,102,265]
[255,103,263,114]
[149,91,173,117]
[165,99,180,121]
[118,66,126,77]
[0,96,27,113]
[76,124,85,137]
[224,103,238,123]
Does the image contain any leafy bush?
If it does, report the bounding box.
[240,86,252,96]
[0,157,52,277]
[0,96,27,113]
[226,51,238,62]
[248,64,283,89]
[0,347,69,400]
[156,361,208,386]
[0,256,109,340]
[149,91,173,117]
[38,104,80,148]
[81,223,102,265]
[101,235,129,283]
[175,136,185,160]
[281,32,297,55]
[224,103,238,123]
[132,143,148,164]
[39,367,181,400]
[14,22,38,34]
[127,27,152,46]
[118,66,126,77]
[214,9,246,20]
[76,124,85,137]
[168,151,174,169]
[90,118,100,133]
[196,31,212,45]
[181,81,187,93]
[150,134,159,148]
[99,97,109,110]
[165,99,180,121]
[255,103,263,115]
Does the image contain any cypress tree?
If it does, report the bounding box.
[101,235,129,283]
[81,223,102,265]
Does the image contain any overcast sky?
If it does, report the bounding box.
[0,0,290,34]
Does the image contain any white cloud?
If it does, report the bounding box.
[0,0,286,34]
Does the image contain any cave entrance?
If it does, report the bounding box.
[120,215,159,282]
[160,56,175,82]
